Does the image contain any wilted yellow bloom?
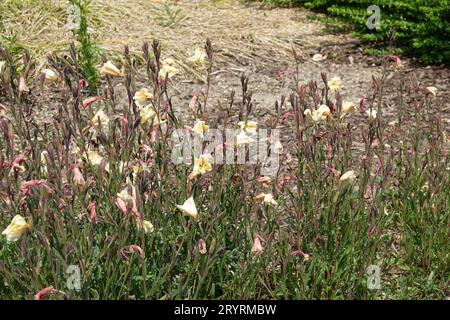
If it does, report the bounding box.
[426,86,438,96]
[328,77,341,91]
[133,88,153,108]
[139,106,165,128]
[366,109,377,119]
[176,196,199,220]
[236,131,254,146]
[312,53,325,62]
[238,120,257,133]
[42,69,59,82]
[100,61,123,77]
[159,64,179,79]
[162,58,176,66]
[256,192,278,205]
[251,235,263,253]
[193,120,209,137]
[263,193,278,205]
[339,170,357,182]
[41,151,48,175]
[190,154,213,178]
[0,61,5,76]
[140,105,156,125]
[91,109,109,129]
[342,101,356,114]
[159,58,179,78]
[137,220,154,234]
[2,215,31,242]
[117,187,136,205]
[273,140,283,154]
[188,48,207,66]
[83,150,103,167]
[304,105,331,123]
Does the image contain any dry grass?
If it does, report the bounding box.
[0,0,343,67]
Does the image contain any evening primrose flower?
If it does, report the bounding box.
[42,69,59,82]
[0,61,5,76]
[189,154,213,179]
[273,140,283,154]
[192,119,209,137]
[236,131,254,146]
[139,105,156,126]
[304,105,331,123]
[426,86,438,96]
[339,170,357,182]
[72,164,85,187]
[328,76,341,91]
[198,239,207,254]
[139,106,166,128]
[91,109,109,129]
[133,88,153,108]
[137,220,154,234]
[176,196,199,220]
[342,101,356,114]
[19,75,29,93]
[256,192,278,205]
[117,187,136,206]
[159,58,179,79]
[251,234,263,253]
[188,48,207,66]
[83,150,103,167]
[100,61,123,77]
[238,120,257,133]
[366,109,377,119]
[2,215,32,242]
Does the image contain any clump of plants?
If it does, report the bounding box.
[0,36,448,299]
[67,0,100,92]
[255,0,450,64]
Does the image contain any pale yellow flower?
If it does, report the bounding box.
[273,140,283,154]
[91,109,109,129]
[304,105,331,123]
[342,101,356,114]
[159,59,179,79]
[236,131,254,146]
[117,186,136,205]
[137,220,154,234]
[176,196,199,220]
[192,120,209,137]
[133,88,153,108]
[100,61,123,77]
[312,53,325,62]
[2,215,31,242]
[42,69,59,82]
[190,154,213,178]
[366,109,377,119]
[263,193,278,205]
[339,170,357,182]
[41,151,48,175]
[0,61,5,76]
[328,76,341,91]
[83,150,103,167]
[426,87,438,96]
[162,58,176,66]
[139,105,155,125]
[256,193,278,205]
[238,120,257,133]
[188,48,207,66]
